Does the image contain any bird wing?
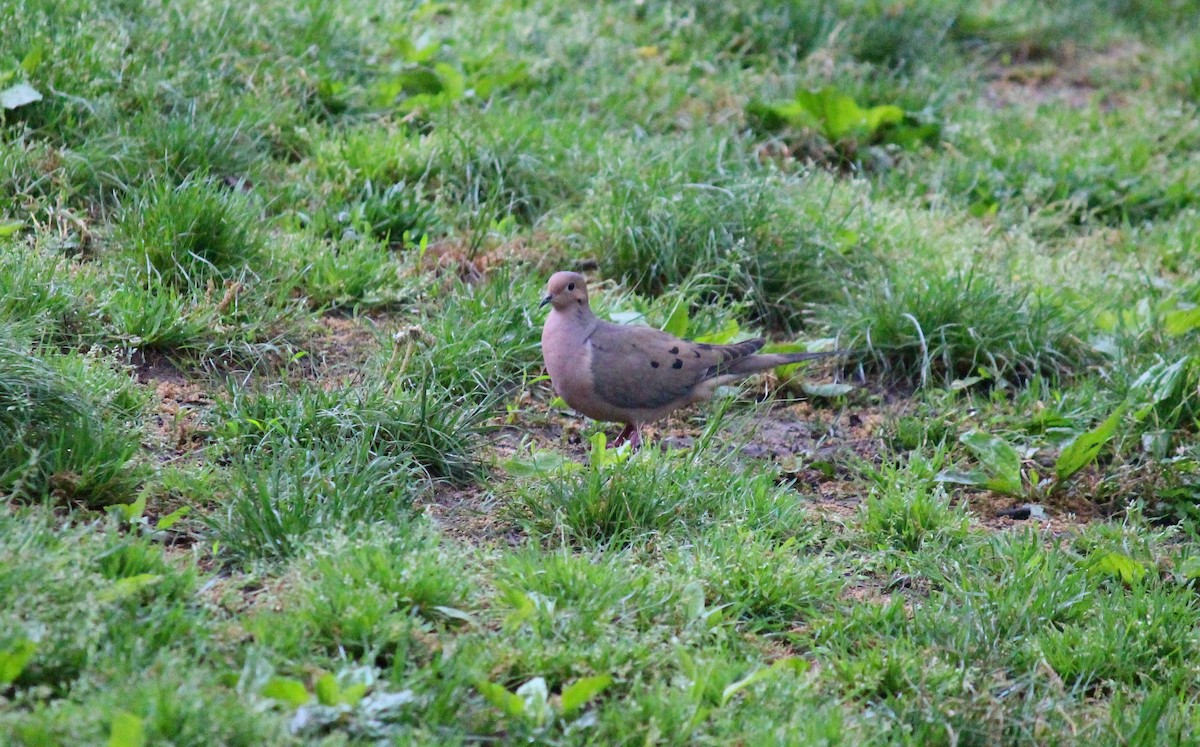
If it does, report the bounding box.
[586,321,764,411]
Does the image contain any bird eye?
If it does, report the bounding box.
[567,282,576,291]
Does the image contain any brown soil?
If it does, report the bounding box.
[415,482,526,548]
[129,312,1107,552]
[982,42,1146,111]
[440,370,1108,547]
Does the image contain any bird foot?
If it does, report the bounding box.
[611,424,642,450]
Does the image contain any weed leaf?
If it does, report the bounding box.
[108,710,145,747]
[97,574,161,603]
[802,382,855,398]
[0,639,37,685]
[662,300,690,338]
[1055,406,1125,480]
[1164,308,1200,336]
[476,680,526,718]
[1087,551,1148,585]
[262,676,310,706]
[155,505,191,530]
[561,674,613,715]
[959,429,1023,495]
[0,83,42,110]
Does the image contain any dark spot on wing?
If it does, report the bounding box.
[650,361,659,368]
[672,359,683,369]
[668,346,679,355]
[693,350,701,358]
[698,343,713,350]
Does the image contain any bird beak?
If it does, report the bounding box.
[539,294,552,308]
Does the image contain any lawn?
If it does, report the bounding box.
[3,0,1200,744]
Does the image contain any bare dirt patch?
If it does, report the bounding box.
[415,482,526,547]
[293,312,387,382]
[967,487,1101,535]
[982,42,1146,111]
[131,350,212,457]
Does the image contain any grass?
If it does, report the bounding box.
[0,334,145,507]
[118,178,266,290]
[3,0,1200,743]
[819,266,1096,386]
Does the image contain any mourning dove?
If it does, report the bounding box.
[540,271,841,448]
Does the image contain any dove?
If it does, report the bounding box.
[539,271,841,449]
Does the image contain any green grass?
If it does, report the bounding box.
[3,0,1200,743]
[0,335,145,507]
[118,178,266,290]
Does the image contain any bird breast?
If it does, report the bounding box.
[541,310,596,404]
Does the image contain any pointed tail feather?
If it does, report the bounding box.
[723,349,848,376]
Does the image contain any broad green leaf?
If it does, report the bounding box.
[863,104,904,131]
[1087,551,1147,585]
[959,429,1023,495]
[681,581,706,623]
[502,591,537,632]
[589,431,608,463]
[155,505,191,530]
[0,221,23,237]
[397,67,443,96]
[112,490,147,523]
[0,639,37,685]
[801,382,854,398]
[431,605,475,624]
[1129,358,1190,419]
[1179,556,1200,581]
[476,680,526,718]
[0,83,42,110]
[694,319,739,345]
[967,200,999,218]
[262,676,310,706]
[560,674,613,715]
[97,574,161,602]
[589,431,631,467]
[340,682,368,705]
[393,36,439,63]
[433,62,465,100]
[1055,406,1125,480]
[1164,307,1200,336]
[608,309,647,325]
[746,99,807,132]
[771,657,810,675]
[502,449,580,477]
[516,677,552,725]
[108,711,144,747]
[1094,309,1118,333]
[762,341,833,380]
[473,62,531,98]
[662,300,690,338]
[934,469,989,487]
[889,120,942,147]
[315,673,340,706]
[950,375,985,391]
[795,88,861,140]
[719,658,805,707]
[21,45,45,76]
[703,602,734,629]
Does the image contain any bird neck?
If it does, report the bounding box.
[549,305,598,337]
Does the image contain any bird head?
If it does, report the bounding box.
[540,271,590,311]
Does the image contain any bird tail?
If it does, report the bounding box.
[724,349,847,376]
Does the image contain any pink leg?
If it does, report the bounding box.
[628,426,642,450]
[612,423,636,447]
